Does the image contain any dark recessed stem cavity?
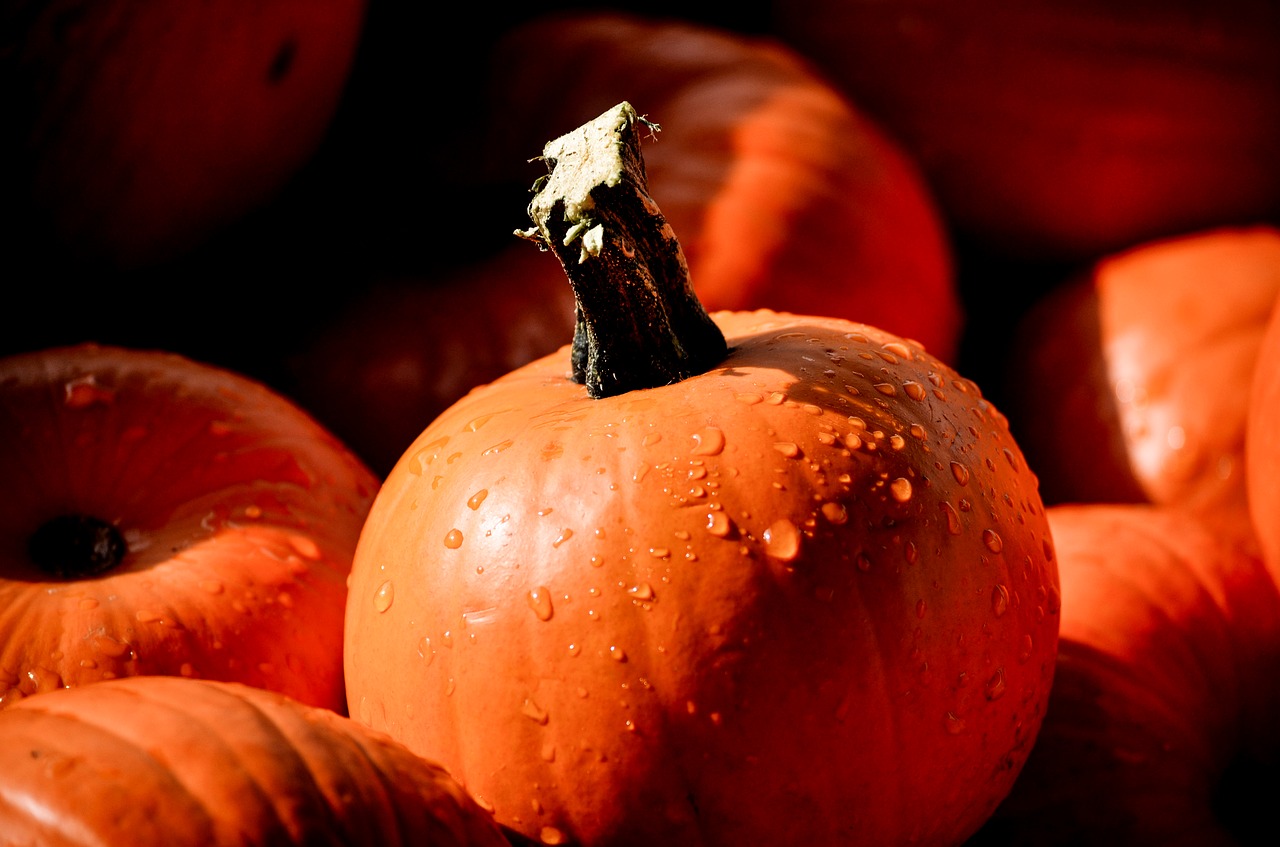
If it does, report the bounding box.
[517,100,728,399]
[28,514,127,579]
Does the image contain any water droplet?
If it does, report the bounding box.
[482,440,513,456]
[883,341,913,359]
[950,462,970,486]
[642,432,663,446]
[444,529,464,549]
[691,427,726,456]
[820,501,848,525]
[983,529,1003,553]
[610,645,628,662]
[874,382,897,397]
[941,502,962,534]
[553,528,574,548]
[649,547,670,559]
[985,668,1007,700]
[135,609,161,623]
[1018,634,1034,663]
[521,697,549,725]
[903,381,927,401]
[63,375,114,409]
[467,489,488,510]
[890,478,913,502]
[856,552,872,572]
[628,583,655,601]
[417,636,434,664]
[540,742,557,762]
[528,587,554,621]
[991,584,1010,617]
[540,826,567,845]
[773,442,801,458]
[374,581,394,613]
[198,580,224,595]
[915,599,927,619]
[735,393,762,405]
[705,511,734,538]
[944,712,966,735]
[763,519,801,561]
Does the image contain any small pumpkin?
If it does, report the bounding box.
[974,503,1280,845]
[344,103,1058,846]
[0,343,379,712]
[771,0,1280,260]
[2,0,367,269]
[284,11,962,477]
[0,675,512,846]
[1004,226,1280,534]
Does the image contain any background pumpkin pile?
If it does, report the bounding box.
[2,1,1278,845]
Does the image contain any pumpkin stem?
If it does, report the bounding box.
[516,101,728,398]
[28,514,127,579]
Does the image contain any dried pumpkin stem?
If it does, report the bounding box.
[517,101,728,398]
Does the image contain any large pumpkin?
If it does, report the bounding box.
[0,675,512,846]
[1,0,367,269]
[283,10,962,477]
[1003,226,1280,533]
[770,0,1280,260]
[1248,283,1280,585]
[344,103,1058,846]
[0,343,379,712]
[974,503,1280,845]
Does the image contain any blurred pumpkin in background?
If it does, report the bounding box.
[0,344,378,712]
[0,0,368,270]
[770,0,1280,262]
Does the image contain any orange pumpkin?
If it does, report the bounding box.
[0,675,512,846]
[344,102,1058,846]
[284,10,962,477]
[0,343,378,712]
[974,503,1280,845]
[1003,226,1280,531]
[1248,281,1280,586]
[771,0,1280,260]
[2,0,367,269]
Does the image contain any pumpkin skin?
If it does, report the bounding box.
[975,503,1280,845]
[1247,284,1280,587]
[770,0,1280,260]
[1004,226,1280,531]
[1,0,367,269]
[344,309,1060,846]
[0,675,512,846]
[0,343,379,712]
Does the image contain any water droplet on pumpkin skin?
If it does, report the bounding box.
[942,502,963,535]
[820,501,848,525]
[992,584,1010,617]
[610,645,628,662]
[691,427,725,456]
[553,529,573,548]
[628,583,655,601]
[774,442,801,458]
[467,489,488,509]
[444,529,464,549]
[540,826,567,845]
[706,511,733,538]
[521,697,549,725]
[889,478,913,503]
[944,712,966,735]
[950,462,970,486]
[985,668,1007,700]
[374,581,394,613]
[983,529,1003,553]
[528,587,554,621]
[764,519,801,562]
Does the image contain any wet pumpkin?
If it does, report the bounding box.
[343,102,1059,846]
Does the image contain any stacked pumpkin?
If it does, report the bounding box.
[4,0,1279,845]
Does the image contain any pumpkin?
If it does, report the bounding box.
[770,0,1280,260]
[1,0,367,269]
[343,102,1058,846]
[0,675,512,846]
[1247,283,1280,586]
[972,503,1280,845]
[0,343,379,712]
[1003,226,1280,536]
[283,10,962,478]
